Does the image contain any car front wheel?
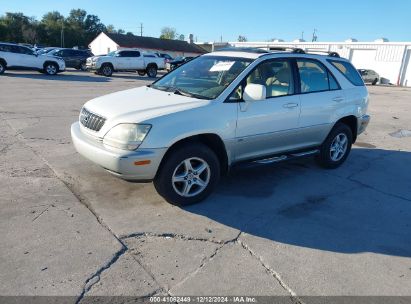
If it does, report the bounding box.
[316,123,353,169]
[44,63,58,75]
[154,143,220,205]
[100,64,113,77]
[0,61,6,75]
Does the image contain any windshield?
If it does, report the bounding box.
[151,56,252,100]
[107,51,116,56]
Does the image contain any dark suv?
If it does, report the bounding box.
[48,48,94,70]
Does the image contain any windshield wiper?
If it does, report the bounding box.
[172,88,210,100]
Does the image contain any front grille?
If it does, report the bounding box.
[80,107,105,131]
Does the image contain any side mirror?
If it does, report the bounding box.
[243,84,266,102]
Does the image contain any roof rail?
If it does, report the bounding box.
[266,47,306,54]
[215,47,269,54]
[303,49,340,57]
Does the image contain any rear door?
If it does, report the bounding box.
[234,58,302,161]
[15,46,38,68]
[130,51,144,69]
[296,58,344,147]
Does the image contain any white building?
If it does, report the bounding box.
[227,40,411,87]
[89,32,206,58]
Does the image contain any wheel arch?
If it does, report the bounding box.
[0,57,7,66]
[157,133,229,177]
[146,62,158,70]
[334,115,358,143]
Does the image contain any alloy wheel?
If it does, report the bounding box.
[46,64,57,75]
[172,157,210,197]
[330,133,348,161]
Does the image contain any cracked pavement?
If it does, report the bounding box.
[1,70,411,302]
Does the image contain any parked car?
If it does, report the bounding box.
[0,42,65,75]
[47,48,93,71]
[86,49,165,77]
[155,52,173,63]
[166,56,194,71]
[358,69,379,85]
[36,47,58,55]
[71,48,370,205]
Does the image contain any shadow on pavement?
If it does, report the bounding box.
[2,70,158,82]
[185,148,411,257]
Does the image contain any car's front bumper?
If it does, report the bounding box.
[358,114,371,134]
[71,122,166,181]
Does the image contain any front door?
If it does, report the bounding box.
[234,59,301,161]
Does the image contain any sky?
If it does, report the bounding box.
[1,0,410,42]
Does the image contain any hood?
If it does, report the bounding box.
[84,86,209,123]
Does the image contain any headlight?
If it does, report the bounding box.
[92,57,99,62]
[103,124,151,150]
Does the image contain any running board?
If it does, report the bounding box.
[254,149,319,165]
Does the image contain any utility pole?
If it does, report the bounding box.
[220,35,223,43]
[61,20,65,48]
[301,31,304,41]
[139,23,143,37]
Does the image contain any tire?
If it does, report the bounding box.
[146,64,157,78]
[154,143,220,206]
[44,62,58,75]
[316,123,353,169]
[0,61,6,75]
[137,70,146,76]
[100,63,113,77]
[80,62,87,71]
[372,78,378,85]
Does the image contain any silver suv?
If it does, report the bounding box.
[71,48,370,205]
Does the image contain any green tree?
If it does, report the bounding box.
[160,27,177,40]
[39,11,65,46]
[106,24,116,33]
[238,35,247,42]
[178,34,185,41]
[0,12,31,43]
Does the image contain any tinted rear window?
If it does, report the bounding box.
[328,59,364,86]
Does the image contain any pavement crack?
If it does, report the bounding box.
[75,244,127,304]
[32,206,50,222]
[169,231,242,294]
[238,238,304,304]
[120,231,225,244]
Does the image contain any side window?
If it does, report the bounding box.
[246,60,294,98]
[19,47,34,55]
[131,51,141,57]
[328,59,364,86]
[297,59,340,93]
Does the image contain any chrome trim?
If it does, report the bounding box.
[80,107,106,132]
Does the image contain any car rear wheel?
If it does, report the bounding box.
[154,143,220,205]
[44,62,58,75]
[372,78,378,85]
[146,65,157,78]
[316,123,353,169]
[100,64,113,77]
[0,61,5,75]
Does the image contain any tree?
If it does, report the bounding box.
[238,35,247,42]
[160,27,176,40]
[178,34,185,41]
[117,29,125,34]
[106,24,116,33]
[0,13,32,43]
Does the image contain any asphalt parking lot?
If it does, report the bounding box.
[1,70,411,302]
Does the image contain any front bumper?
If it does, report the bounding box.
[71,122,166,181]
[86,62,99,71]
[357,114,370,134]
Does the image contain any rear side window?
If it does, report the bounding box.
[328,59,364,86]
[297,59,340,93]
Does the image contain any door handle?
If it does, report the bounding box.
[283,103,299,109]
[332,96,344,102]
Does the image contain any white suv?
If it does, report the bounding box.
[71,48,370,205]
[0,42,65,75]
